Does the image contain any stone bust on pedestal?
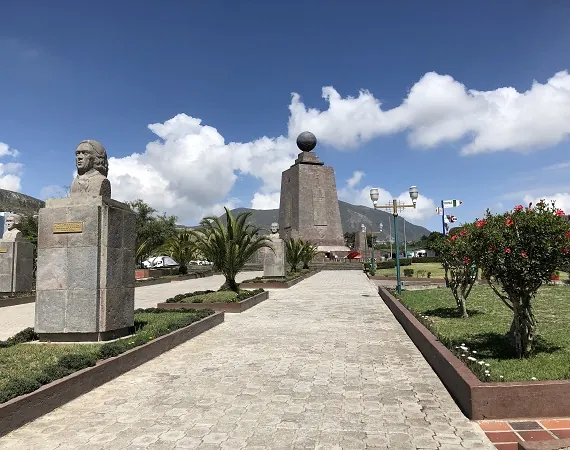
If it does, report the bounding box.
[269,222,281,241]
[70,140,111,198]
[2,214,23,241]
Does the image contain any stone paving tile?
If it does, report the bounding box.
[0,272,263,340]
[0,271,495,449]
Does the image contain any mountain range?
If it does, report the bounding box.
[211,201,431,243]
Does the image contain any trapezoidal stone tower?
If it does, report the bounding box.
[278,132,350,254]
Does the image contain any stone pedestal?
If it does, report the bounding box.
[0,240,34,293]
[35,196,136,342]
[263,239,285,278]
[354,230,367,253]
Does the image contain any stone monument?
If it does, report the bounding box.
[354,223,367,253]
[263,222,286,278]
[35,140,137,342]
[0,213,34,293]
[278,132,350,255]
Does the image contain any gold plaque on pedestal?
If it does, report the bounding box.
[0,248,7,253]
[53,222,84,234]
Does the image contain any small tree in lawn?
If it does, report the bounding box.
[470,201,570,358]
[431,225,477,318]
[285,238,304,273]
[300,241,319,270]
[190,208,273,292]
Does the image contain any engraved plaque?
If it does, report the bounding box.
[313,188,327,226]
[53,221,84,234]
[0,248,7,253]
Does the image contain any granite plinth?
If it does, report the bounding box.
[279,153,348,249]
[263,239,285,278]
[354,230,367,253]
[0,240,34,293]
[35,196,136,341]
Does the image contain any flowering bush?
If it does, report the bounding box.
[470,201,570,358]
[429,224,477,318]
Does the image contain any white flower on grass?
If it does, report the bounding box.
[499,376,504,380]
[485,373,491,377]
[467,356,476,361]
[531,377,537,381]
[478,361,484,366]
[484,370,490,374]
[472,350,477,354]
[485,363,490,367]
[461,343,465,346]
[461,354,466,357]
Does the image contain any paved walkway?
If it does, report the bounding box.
[0,271,494,449]
[0,272,263,340]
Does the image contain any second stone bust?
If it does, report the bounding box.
[70,140,112,198]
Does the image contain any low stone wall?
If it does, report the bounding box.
[379,286,570,420]
[157,291,269,314]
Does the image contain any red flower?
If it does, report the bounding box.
[564,248,569,254]
[505,248,511,254]
[451,235,458,241]
[566,232,570,238]
[514,205,523,212]
[460,229,468,236]
[505,218,514,227]
[463,257,470,263]
[556,209,565,216]
[489,245,495,251]
[476,219,487,227]
[521,251,528,258]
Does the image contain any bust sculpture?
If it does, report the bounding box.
[2,214,23,241]
[70,140,111,198]
[269,222,281,241]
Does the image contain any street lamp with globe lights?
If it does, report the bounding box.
[369,186,419,294]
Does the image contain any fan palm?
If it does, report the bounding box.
[285,238,304,273]
[159,231,195,274]
[300,241,319,269]
[190,207,273,292]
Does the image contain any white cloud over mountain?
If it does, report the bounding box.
[0,142,22,192]
[337,171,437,223]
[523,193,570,214]
[28,70,570,224]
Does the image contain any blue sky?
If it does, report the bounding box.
[1,1,570,231]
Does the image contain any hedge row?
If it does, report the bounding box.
[0,308,214,404]
[165,288,264,303]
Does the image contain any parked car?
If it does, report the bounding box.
[142,256,179,268]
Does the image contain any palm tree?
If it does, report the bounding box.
[159,231,195,274]
[190,207,273,292]
[285,238,304,273]
[300,241,319,269]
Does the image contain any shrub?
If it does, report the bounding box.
[0,327,38,348]
[416,269,426,278]
[471,201,570,358]
[411,256,440,263]
[165,290,215,303]
[427,271,432,278]
[403,269,414,277]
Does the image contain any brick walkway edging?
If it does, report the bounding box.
[378,286,570,420]
[0,312,224,438]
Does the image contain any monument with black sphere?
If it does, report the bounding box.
[278,132,350,254]
[35,140,137,342]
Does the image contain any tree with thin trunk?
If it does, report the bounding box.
[159,231,195,274]
[189,207,273,292]
[430,225,477,318]
[471,201,570,358]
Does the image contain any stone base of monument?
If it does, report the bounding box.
[35,196,136,342]
[263,240,286,278]
[0,240,34,293]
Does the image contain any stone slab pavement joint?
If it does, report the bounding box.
[0,271,494,449]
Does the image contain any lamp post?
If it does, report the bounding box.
[388,219,393,259]
[370,186,419,294]
[361,224,367,262]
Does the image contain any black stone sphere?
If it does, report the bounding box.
[296,131,317,152]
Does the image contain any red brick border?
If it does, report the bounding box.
[157,291,269,313]
[518,438,570,449]
[0,311,224,438]
[379,286,570,420]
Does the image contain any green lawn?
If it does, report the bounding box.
[399,285,570,381]
[179,290,239,303]
[0,309,213,404]
[375,262,447,278]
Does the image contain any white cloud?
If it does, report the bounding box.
[337,171,436,223]
[288,71,570,155]
[0,142,22,192]
[39,185,68,200]
[251,192,280,210]
[523,193,570,213]
[107,70,570,224]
